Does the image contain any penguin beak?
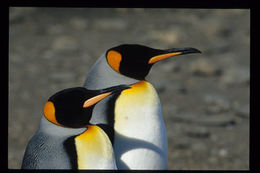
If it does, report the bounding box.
[83,92,112,108]
[148,47,201,64]
[83,85,131,108]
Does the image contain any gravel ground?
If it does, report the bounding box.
[8,8,250,170]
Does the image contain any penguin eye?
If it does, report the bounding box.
[106,50,122,73]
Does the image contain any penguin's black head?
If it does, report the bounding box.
[106,44,201,80]
[43,85,130,128]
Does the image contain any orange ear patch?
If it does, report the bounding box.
[43,101,63,126]
[107,50,122,73]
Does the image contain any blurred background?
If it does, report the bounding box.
[9,8,249,170]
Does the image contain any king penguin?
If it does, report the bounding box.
[83,44,201,169]
[21,85,130,169]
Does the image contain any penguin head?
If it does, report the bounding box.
[106,44,201,80]
[43,85,130,128]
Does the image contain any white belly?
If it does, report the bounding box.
[75,125,117,169]
[114,81,168,169]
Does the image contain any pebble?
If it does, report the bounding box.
[94,19,127,30]
[148,29,180,44]
[178,86,188,95]
[52,36,77,51]
[218,148,228,157]
[209,157,218,164]
[184,126,210,139]
[173,138,191,149]
[51,72,76,81]
[161,62,181,73]
[203,94,231,114]
[42,50,54,60]
[189,58,222,77]
[215,41,232,53]
[191,142,207,151]
[220,66,249,86]
[170,113,236,128]
[170,113,194,124]
[9,8,36,24]
[47,24,64,35]
[233,103,249,119]
[196,114,236,127]
[69,17,88,30]
[9,53,23,63]
[211,148,229,158]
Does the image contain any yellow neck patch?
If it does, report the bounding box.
[74,125,115,169]
[116,80,158,106]
[114,80,159,133]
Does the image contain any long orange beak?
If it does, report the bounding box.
[148,47,201,64]
[83,85,131,108]
[83,92,112,108]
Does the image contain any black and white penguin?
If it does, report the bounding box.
[21,85,130,169]
[83,44,201,169]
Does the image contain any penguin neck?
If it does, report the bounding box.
[83,53,139,90]
[39,116,86,137]
[113,81,168,169]
[74,125,117,169]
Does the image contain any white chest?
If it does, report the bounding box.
[114,81,168,169]
[74,125,117,169]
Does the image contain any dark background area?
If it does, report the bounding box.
[9,8,249,169]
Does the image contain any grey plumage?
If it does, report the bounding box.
[84,54,137,126]
[83,51,168,169]
[84,54,138,90]
[22,116,85,169]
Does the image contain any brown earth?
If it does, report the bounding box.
[9,8,250,170]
